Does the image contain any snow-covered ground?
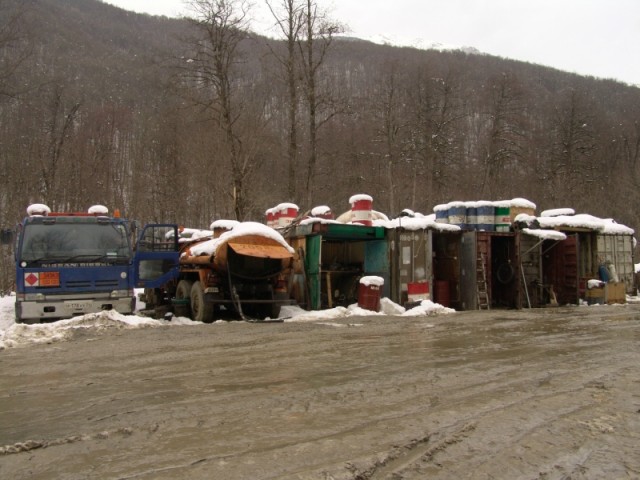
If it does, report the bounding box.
[0,292,454,350]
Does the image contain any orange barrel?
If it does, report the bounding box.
[350,194,373,226]
[434,280,450,307]
[358,276,384,312]
[407,281,430,302]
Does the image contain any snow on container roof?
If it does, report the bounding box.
[541,208,575,217]
[378,216,461,232]
[189,221,295,257]
[359,275,384,286]
[509,198,536,209]
[537,213,634,235]
[522,228,567,241]
[27,203,51,216]
[433,203,450,212]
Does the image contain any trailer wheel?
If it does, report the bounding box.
[190,281,214,323]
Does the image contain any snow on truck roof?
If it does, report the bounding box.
[187,221,295,257]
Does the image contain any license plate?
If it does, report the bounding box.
[65,300,91,311]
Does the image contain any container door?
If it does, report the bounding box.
[459,232,478,310]
[549,233,578,305]
[393,230,431,305]
[133,224,180,288]
[305,234,322,310]
[365,239,390,298]
[597,234,634,293]
[518,233,543,308]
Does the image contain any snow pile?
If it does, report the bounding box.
[0,294,456,350]
[283,297,454,322]
[0,310,198,350]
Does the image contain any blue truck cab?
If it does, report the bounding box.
[12,204,136,323]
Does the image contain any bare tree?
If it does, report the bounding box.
[182,0,255,220]
[407,67,466,206]
[0,0,32,100]
[265,0,304,202]
[479,72,526,199]
[297,0,342,207]
[545,88,598,206]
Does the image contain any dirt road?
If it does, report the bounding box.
[1,305,639,479]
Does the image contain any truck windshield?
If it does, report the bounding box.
[19,222,131,264]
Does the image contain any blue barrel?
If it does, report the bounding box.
[466,203,478,230]
[448,202,467,229]
[434,203,449,223]
[477,201,495,231]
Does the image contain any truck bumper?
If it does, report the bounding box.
[15,293,136,324]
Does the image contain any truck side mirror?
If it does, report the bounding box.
[0,228,14,245]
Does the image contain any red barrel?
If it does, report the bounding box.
[350,194,373,226]
[311,205,333,220]
[278,203,299,227]
[265,208,276,227]
[434,280,450,307]
[407,281,430,302]
[358,276,384,312]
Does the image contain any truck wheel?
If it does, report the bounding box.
[190,281,214,323]
[175,280,193,317]
[176,280,193,299]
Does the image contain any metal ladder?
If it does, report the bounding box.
[477,253,490,310]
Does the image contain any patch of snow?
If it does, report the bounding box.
[349,194,373,205]
[210,219,240,231]
[311,205,331,216]
[0,294,455,348]
[359,276,384,287]
[522,228,567,241]
[541,208,575,217]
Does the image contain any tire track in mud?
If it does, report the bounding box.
[1,308,639,479]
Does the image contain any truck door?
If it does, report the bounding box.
[133,224,180,288]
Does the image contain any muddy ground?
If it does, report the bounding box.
[1,305,639,480]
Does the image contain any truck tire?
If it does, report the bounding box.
[175,280,193,317]
[190,281,214,323]
[176,279,193,299]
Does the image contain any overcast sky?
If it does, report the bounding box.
[103,0,640,86]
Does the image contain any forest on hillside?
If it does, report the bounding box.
[1,0,640,290]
